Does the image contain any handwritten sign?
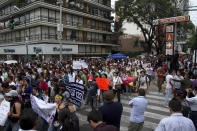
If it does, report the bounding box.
[0,99,10,126]
[66,82,85,107]
[73,61,82,69]
[73,61,88,69]
[96,78,110,90]
[30,95,56,124]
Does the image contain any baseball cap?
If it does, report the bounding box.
[5,90,18,97]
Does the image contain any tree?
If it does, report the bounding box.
[187,29,197,49]
[115,0,181,54]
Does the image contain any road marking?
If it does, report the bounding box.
[76,112,159,130]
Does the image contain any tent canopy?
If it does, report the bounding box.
[108,53,128,59]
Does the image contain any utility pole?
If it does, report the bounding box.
[57,0,63,61]
[13,6,29,62]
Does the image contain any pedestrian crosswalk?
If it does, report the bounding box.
[77,91,170,131]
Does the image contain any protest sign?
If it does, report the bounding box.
[73,61,82,69]
[0,99,10,126]
[96,78,110,90]
[66,82,85,107]
[81,61,88,69]
[30,95,56,124]
[122,77,136,86]
[73,60,88,69]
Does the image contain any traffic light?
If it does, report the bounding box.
[9,18,14,29]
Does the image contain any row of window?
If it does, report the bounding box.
[0,8,111,32]
[0,0,111,20]
[0,26,111,43]
[78,45,111,54]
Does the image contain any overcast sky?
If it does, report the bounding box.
[111,0,197,26]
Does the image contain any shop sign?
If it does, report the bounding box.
[53,47,72,52]
[4,49,15,53]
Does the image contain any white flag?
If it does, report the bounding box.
[30,95,56,124]
[0,99,10,126]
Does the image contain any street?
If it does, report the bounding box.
[78,82,170,131]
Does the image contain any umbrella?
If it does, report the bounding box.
[108,53,128,59]
[4,60,17,64]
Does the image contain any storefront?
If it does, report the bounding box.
[0,44,78,61]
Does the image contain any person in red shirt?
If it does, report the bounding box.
[39,74,48,92]
[157,66,166,92]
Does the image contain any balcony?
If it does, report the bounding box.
[0,0,113,23]
[0,16,112,34]
[83,0,112,10]
[0,33,112,45]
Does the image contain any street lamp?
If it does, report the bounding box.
[13,6,29,62]
[57,0,63,61]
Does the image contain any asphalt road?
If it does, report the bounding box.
[78,80,170,131]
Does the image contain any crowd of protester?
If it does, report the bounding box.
[0,54,197,131]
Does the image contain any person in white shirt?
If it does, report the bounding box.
[7,76,16,86]
[164,70,174,107]
[173,70,184,90]
[186,87,197,129]
[67,69,76,83]
[155,98,195,131]
[136,71,150,93]
[112,72,123,102]
[0,71,4,82]
[76,75,83,85]
[128,89,148,131]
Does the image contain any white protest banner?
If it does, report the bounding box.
[30,95,56,124]
[73,61,82,69]
[0,99,10,126]
[81,61,88,69]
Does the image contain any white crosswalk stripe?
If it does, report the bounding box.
[77,91,170,131]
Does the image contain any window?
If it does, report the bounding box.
[41,8,48,21]
[30,10,35,21]
[14,17,20,26]
[49,27,56,35]
[25,13,30,23]
[21,30,25,41]
[92,33,96,41]
[11,32,15,41]
[73,15,78,26]
[15,30,20,42]
[86,45,90,53]
[66,29,72,40]
[91,20,95,29]
[35,8,41,20]
[103,23,106,31]
[94,9,98,16]
[66,14,72,25]
[49,10,55,22]
[20,15,25,24]
[99,34,103,41]
[42,26,48,39]
[87,32,91,41]
[78,17,83,26]
[56,11,60,23]
[79,45,85,53]
[79,31,83,40]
